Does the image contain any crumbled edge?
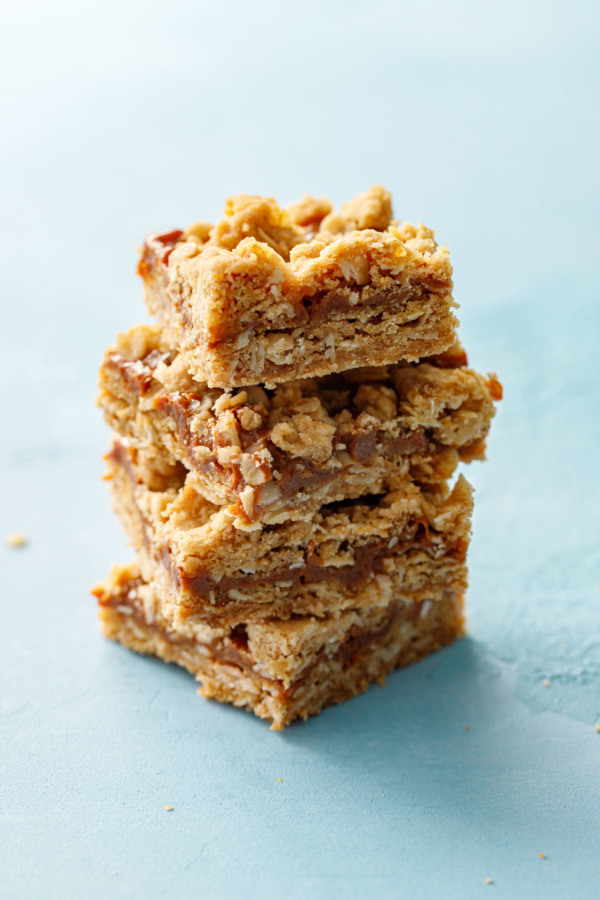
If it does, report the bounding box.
[181,185,396,263]
[163,185,444,286]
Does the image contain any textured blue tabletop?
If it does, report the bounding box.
[1,2,599,897]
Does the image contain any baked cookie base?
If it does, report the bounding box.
[95,561,465,728]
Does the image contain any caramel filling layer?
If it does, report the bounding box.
[138,231,450,344]
[169,524,460,600]
[157,389,428,524]
[107,441,467,609]
[96,579,423,700]
[104,352,435,524]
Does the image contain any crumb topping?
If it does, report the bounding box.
[153,186,450,318]
[204,194,306,261]
[318,185,393,235]
[287,195,333,229]
[115,324,161,361]
[270,414,337,463]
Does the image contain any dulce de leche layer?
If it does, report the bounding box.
[105,439,473,626]
[95,560,465,727]
[99,323,500,529]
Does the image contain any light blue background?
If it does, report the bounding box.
[1,2,599,897]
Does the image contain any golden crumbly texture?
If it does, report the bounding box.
[179,185,433,265]
[104,439,473,627]
[95,561,465,728]
[139,186,457,387]
[99,323,498,528]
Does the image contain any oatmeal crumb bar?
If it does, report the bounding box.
[99,324,499,529]
[94,561,465,728]
[138,186,458,387]
[105,438,473,627]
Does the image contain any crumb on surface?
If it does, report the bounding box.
[5,532,27,547]
[543,679,551,687]
[595,724,600,733]
[465,726,471,731]
[165,805,174,811]
[277,778,283,783]
[485,877,493,884]
[538,852,546,859]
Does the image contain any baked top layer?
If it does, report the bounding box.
[137,186,459,387]
[95,560,465,727]
[99,324,500,529]
[105,438,473,625]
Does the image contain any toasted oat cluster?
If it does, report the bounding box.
[94,185,500,727]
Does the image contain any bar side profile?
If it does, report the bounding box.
[138,187,458,387]
[105,439,473,626]
[94,561,465,728]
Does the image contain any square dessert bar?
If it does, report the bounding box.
[105,439,473,627]
[99,324,500,529]
[95,561,465,728]
[137,186,458,388]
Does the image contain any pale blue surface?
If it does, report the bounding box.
[1,2,599,897]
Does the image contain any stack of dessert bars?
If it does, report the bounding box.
[93,186,501,728]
